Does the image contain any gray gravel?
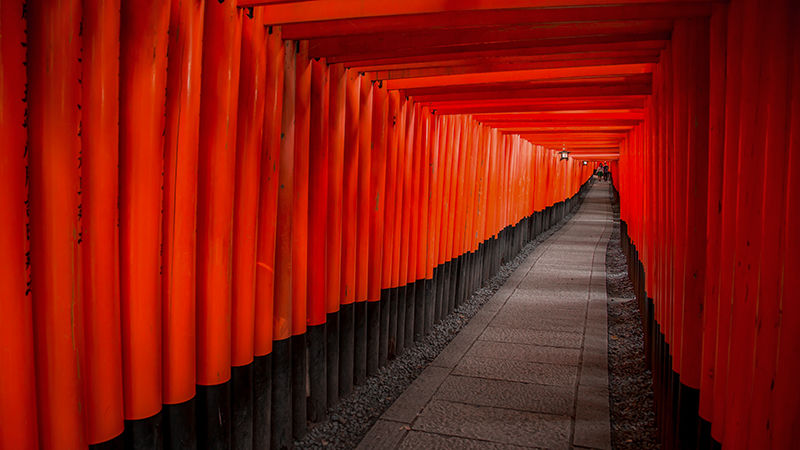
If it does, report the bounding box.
[606,194,660,449]
[294,204,581,449]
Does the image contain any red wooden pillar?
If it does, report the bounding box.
[678,17,711,390]
[291,39,311,440]
[354,74,373,385]
[119,0,170,443]
[770,15,800,445]
[162,0,205,432]
[746,0,793,446]
[80,0,124,445]
[444,116,462,295]
[670,22,689,381]
[428,113,443,323]
[381,90,401,357]
[413,105,425,326]
[451,116,464,294]
[0,1,38,447]
[28,1,86,445]
[253,30,284,448]
[710,1,743,435]
[437,116,454,314]
[395,96,413,352]
[433,115,449,319]
[307,57,330,421]
[677,17,711,447]
[417,110,432,335]
[254,26,284,360]
[195,0,242,445]
[723,0,770,445]
[232,7,267,372]
[339,68,360,396]
[407,104,422,339]
[231,9,268,448]
[368,82,388,373]
[698,1,728,425]
[272,37,296,450]
[325,63,346,406]
[356,76,374,302]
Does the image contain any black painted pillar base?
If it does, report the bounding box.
[253,353,271,450]
[291,334,307,439]
[668,362,678,450]
[423,277,434,335]
[307,323,327,423]
[447,259,457,312]
[414,279,426,342]
[645,297,654,369]
[325,311,339,408]
[443,260,453,315]
[162,398,195,450]
[482,240,491,285]
[271,338,292,450]
[338,303,355,397]
[354,301,367,386]
[231,364,253,449]
[677,383,700,449]
[90,433,125,450]
[456,254,467,306]
[698,418,713,450]
[379,288,391,367]
[395,285,407,356]
[367,299,381,376]
[197,381,231,449]
[124,411,163,450]
[432,266,442,324]
[406,280,417,344]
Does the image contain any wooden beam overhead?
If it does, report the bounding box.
[347,40,667,70]
[414,82,651,102]
[277,2,711,39]
[404,73,652,97]
[357,49,660,73]
[385,63,653,90]
[372,55,660,80]
[240,0,711,25]
[433,97,647,114]
[309,20,672,59]
[326,32,671,64]
[236,1,696,164]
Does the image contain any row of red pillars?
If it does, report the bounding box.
[614,1,799,448]
[0,0,593,448]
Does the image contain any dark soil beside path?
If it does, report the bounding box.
[606,190,660,449]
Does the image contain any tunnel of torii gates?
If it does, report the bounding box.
[0,0,798,449]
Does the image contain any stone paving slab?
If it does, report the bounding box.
[435,375,575,416]
[489,313,586,333]
[413,400,572,449]
[398,431,530,450]
[466,340,581,366]
[452,355,578,387]
[360,182,613,449]
[479,326,584,349]
[383,366,452,423]
[357,420,408,450]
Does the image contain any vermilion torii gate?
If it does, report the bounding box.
[0,0,797,449]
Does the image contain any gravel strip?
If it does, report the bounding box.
[606,193,660,449]
[294,203,582,449]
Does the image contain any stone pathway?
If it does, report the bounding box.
[358,182,613,449]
